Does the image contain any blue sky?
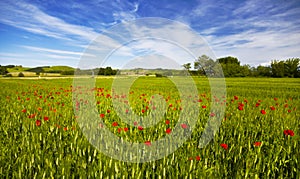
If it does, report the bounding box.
[0,0,299,68]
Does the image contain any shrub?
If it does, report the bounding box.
[18,72,25,77]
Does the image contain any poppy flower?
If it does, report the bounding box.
[188,157,193,160]
[283,129,294,137]
[106,109,111,113]
[138,126,143,131]
[43,116,49,121]
[181,124,188,129]
[261,110,266,115]
[220,143,228,150]
[238,106,243,110]
[166,128,172,134]
[28,114,36,119]
[133,121,138,126]
[274,98,278,101]
[210,113,216,117]
[63,127,68,131]
[100,113,105,118]
[287,109,291,113]
[36,120,41,126]
[123,127,128,132]
[112,122,118,127]
[255,103,260,107]
[165,120,170,125]
[254,142,262,147]
[234,96,238,100]
[141,109,145,113]
[270,106,275,111]
[144,141,151,146]
[117,128,123,133]
[195,156,201,161]
[22,109,27,113]
[202,105,207,109]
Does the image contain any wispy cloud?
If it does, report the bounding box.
[0,1,99,41]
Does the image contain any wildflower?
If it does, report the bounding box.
[284,129,294,137]
[43,116,49,121]
[220,143,228,150]
[144,141,151,146]
[181,124,188,129]
[36,120,41,126]
[166,128,172,134]
[254,142,262,147]
[112,122,118,127]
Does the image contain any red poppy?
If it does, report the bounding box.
[234,96,238,100]
[117,128,123,133]
[133,121,138,126]
[22,109,27,113]
[238,106,243,110]
[202,105,207,109]
[270,106,275,111]
[254,142,262,147]
[106,109,111,113]
[283,129,294,137]
[64,127,68,131]
[287,109,291,113]
[165,120,170,125]
[274,98,278,101]
[188,157,193,160]
[244,99,248,103]
[141,109,145,113]
[195,156,201,161]
[28,114,36,119]
[255,103,260,107]
[261,110,266,115]
[123,127,128,132]
[169,104,173,107]
[100,113,105,118]
[36,120,41,126]
[181,124,188,129]
[210,113,216,117]
[112,122,118,127]
[220,143,228,150]
[144,141,151,146]
[43,116,49,121]
[166,128,172,134]
[138,126,143,131]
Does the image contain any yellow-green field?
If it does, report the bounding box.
[0,77,299,178]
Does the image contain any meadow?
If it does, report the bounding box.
[0,77,299,178]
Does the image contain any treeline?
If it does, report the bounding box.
[183,55,300,78]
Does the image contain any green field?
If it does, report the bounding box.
[0,77,299,178]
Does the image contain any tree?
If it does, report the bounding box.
[255,66,271,77]
[284,58,299,77]
[0,65,8,75]
[194,55,216,76]
[18,72,25,77]
[182,63,191,71]
[218,56,240,65]
[271,60,285,77]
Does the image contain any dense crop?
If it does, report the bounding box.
[0,77,299,178]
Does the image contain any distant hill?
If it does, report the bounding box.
[6,65,75,73]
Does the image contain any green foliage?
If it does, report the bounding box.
[97,67,117,76]
[0,66,8,75]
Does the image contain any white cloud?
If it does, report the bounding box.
[0,1,99,41]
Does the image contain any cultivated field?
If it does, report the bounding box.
[0,77,299,178]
